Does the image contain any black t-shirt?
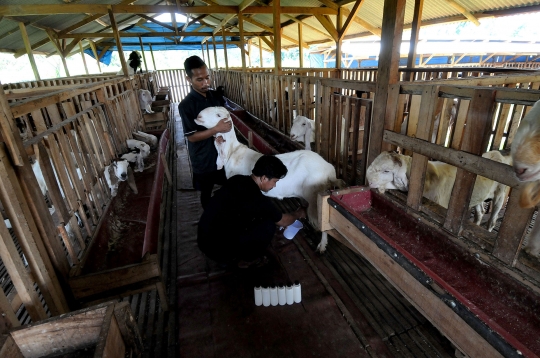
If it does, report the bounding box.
[198,175,282,238]
[178,88,225,174]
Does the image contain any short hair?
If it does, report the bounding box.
[252,155,288,180]
[184,56,207,78]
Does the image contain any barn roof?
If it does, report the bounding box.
[0,0,539,60]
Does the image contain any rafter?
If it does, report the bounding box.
[0,5,337,15]
[58,31,271,39]
[243,17,309,48]
[314,14,338,42]
[137,14,176,31]
[317,0,380,36]
[444,0,480,26]
[339,0,363,39]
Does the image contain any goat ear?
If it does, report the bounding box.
[108,165,119,186]
[127,167,138,194]
[389,152,403,167]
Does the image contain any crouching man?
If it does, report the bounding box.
[197,155,307,269]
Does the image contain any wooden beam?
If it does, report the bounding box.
[136,14,176,31]
[212,35,219,68]
[336,7,343,69]
[298,22,304,68]
[79,41,89,75]
[149,43,157,70]
[83,52,102,73]
[108,9,128,75]
[339,0,363,39]
[368,0,405,166]
[221,26,229,70]
[0,4,337,15]
[283,14,334,40]
[62,38,80,58]
[445,0,480,26]
[238,11,246,70]
[243,17,308,49]
[272,0,281,73]
[18,22,40,81]
[406,0,423,79]
[317,0,380,36]
[213,14,236,35]
[139,37,148,72]
[259,37,263,66]
[314,14,338,42]
[260,35,274,49]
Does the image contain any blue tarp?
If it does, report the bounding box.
[84,22,238,65]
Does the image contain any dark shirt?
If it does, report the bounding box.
[178,87,225,174]
[198,175,282,239]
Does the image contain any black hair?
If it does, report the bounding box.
[128,51,142,72]
[252,155,288,180]
[184,55,207,78]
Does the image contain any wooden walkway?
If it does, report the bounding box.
[170,105,455,358]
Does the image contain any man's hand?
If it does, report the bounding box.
[214,118,233,134]
[294,206,307,220]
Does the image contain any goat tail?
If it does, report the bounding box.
[520,180,540,208]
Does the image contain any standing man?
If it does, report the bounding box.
[178,55,232,209]
[198,155,307,268]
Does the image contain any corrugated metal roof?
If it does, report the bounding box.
[0,0,539,57]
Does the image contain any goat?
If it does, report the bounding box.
[133,131,158,149]
[195,106,343,252]
[127,139,150,159]
[104,159,137,197]
[116,51,143,75]
[139,89,154,114]
[366,151,511,232]
[121,148,145,172]
[510,99,540,256]
[290,115,315,150]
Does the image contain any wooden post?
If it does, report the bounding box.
[108,9,128,75]
[407,0,424,81]
[221,27,229,70]
[238,11,247,70]
[79,41,89,75]
[89,40,102,73]
[247,39,252,67]
[212,35,219,69]
[19,23,41,80]
[367,0,406,167]
[200,43,205,63]
[272,0,282,74]
[298,22,304,68]
[259,37,264,67]
[149,43,157,70]
[336,8,343,70]
[138,37,148,72]
[206,41,211,69]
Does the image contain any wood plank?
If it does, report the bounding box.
[0,286,19,333]
[493,188,535,265]
[444,89,495,234]
[0,144,69,315]
[69,257,161,299]
[328,206,504,358]
[0,335,23,358]
[406,85,438,210]
[9,305,109,357]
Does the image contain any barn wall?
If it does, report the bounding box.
[0,73,153,330]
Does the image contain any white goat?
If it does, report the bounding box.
[121,150,145,172]
[290,115,315,150]
[511,99,540,256]
[133,131,158,148]
[104,159,131,197]
[366,151,511,232]
[127,139,150,159]
[138,89,154,114]
[195,106,342,252]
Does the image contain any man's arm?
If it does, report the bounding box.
[276,207,307,227]
[187,119,232,142]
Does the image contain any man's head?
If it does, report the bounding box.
[252,155,288,192]
[184,56,211,96]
